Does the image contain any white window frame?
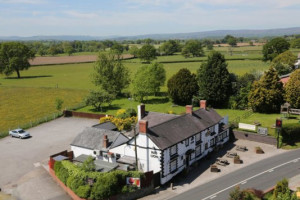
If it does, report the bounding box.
[170,159,177,172]
[170,145,177,156]
[195,133,201,142]
[185,138,189,146]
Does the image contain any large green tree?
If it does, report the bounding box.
[85,89,115,111]
[93,52,130,96]
[248,67,284,113]
[138,44,157,63]
[159,40,181,55]
[181,40,204,58]
[197,51,232,108]
[262,37,290,61]
[0,42,35,78]
[290,38,300,48]
[271,50,297,75]
[167,68,198,105]
[132,63,166,102]
[285,69,300,108]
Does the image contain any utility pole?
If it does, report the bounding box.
[133,124,138,171]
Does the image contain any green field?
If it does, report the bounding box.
[0,46,298,138]
[0,87,87,133]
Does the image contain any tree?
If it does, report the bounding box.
[271,50,297,75]
[227,37,237,47]
[159,40,180,55]
[80,156,95,172]
[229,186,260,200]
[85,90,115,111]
[63,42,75,56]
[197,51,232,108]
[0,42,35,78]
[181,40,204,58]
[290,38,300,48]
[111,42,124,55]
[285,69,300,108]
[132,63,166,102]
[248,67,284,113]
[138,44,157,63]
[93,52,130,96]
[272,178,297,200]
[167,68,199,105]
[262,37,290,61]
[129,46,139,58]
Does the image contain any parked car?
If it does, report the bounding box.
[9,128,30,139]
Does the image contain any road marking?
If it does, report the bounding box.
[241,181,247,185]
[293,159,298,163]
[202,157,300,200]
[268,169,274,172]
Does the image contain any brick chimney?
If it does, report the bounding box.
[200,100,207,110]
[139,120,148,134]
[186,105,193,114]
[138,104,145,121]
[103,134,108,149]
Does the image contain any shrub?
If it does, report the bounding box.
[67,175,85,192]
[281,123,300,145]
[121,185,138,194]
[76,185,91,199]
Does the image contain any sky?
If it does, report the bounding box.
[0,0,300,37]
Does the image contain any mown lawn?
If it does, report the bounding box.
[0,86,87,133]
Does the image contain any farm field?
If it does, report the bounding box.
[0,86,87,134]
[0,45,298,138]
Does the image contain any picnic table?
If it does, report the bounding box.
[236,145,247,152]
[216,157,229,166]
[226,151,237,158]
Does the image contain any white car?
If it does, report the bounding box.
[9,128,31,139]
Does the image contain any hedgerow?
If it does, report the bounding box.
[53,160,144,200]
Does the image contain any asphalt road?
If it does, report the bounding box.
[0,117,98,188]
[171,148,300,200]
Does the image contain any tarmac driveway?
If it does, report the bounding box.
[0,117,98,198]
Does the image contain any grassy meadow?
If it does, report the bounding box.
[0,45,299,138]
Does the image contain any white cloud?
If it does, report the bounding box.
[0,0,46,4]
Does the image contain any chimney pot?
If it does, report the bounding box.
[200,100,207,110]
[186,105,193,114]
[103,134,108,149]
[139,120,148,134]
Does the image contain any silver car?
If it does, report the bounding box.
[9,128,31,139]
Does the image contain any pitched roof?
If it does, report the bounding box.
[71,127,128,150]
[125,111,179,137]
[92,122,117,131]
[147,108,223,150]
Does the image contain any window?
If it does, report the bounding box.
[195,133,201,142]
[196,145,201,156]
[215,136,219,143]
[210,138,214,146]
[209,126,215,133]
[170,159,177,172]
[223,131,227,138]
[205,143,208,150]
[170,145,177,156]
[185,138,189,146]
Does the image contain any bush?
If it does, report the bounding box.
[67,175,85,192]
[121,185,138,194]
[281,123,300,145]
[76,185,91,199]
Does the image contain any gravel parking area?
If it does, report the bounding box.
[0,117,98,199]
[140,139,287,200]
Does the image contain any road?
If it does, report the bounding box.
[171,148,300,200]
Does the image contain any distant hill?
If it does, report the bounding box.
[1,27,300,41]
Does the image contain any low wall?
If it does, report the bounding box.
[233,130,277,146]
[63,110,110,119]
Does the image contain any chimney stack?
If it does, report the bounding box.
[186,105,193,114]
[138,104,145,121]
[103,134,108,149]
[200,100,207,110]
[139,120,148,134]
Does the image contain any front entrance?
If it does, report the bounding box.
[185,155,190,168]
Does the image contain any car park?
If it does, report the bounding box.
[9,128,31,139]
